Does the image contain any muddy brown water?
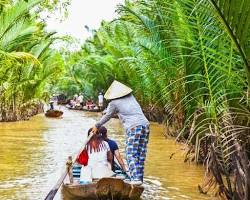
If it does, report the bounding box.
[0,107,215,200]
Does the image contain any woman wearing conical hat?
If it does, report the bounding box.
[92,80,149,185]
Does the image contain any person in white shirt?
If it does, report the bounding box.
[98,92,104,109]
[78,93,84,107]
[80,128,115,183]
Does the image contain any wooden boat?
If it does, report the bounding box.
[45,109,63,118]
[66,106,82,110]
[66,105,101,112]
[82,108,100,112]
[57,100,69,105]
[57,94,68,105]
[62,164,144,200]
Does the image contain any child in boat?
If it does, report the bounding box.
[79,128,115,184]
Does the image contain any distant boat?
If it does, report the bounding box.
[57,99,69,105]
[45,110,63,118]
[66,105,101,112]
[82,108,100,112]
[66,105,82,110]
[62,164,144,200]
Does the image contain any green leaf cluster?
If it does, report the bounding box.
[0,0,65,121]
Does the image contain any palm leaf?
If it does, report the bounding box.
[208,0,250,84]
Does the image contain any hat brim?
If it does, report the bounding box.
[104,80,133,100]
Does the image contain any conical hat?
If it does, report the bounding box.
[104,80,133,100]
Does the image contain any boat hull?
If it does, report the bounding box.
[82,108,100,112]
[45,110,63,118]
[66,106,100,112]
[57,100,69,105]
[62,183,96,200]
[62,177,143,200]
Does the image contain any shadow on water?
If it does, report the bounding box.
[0,107,215,200]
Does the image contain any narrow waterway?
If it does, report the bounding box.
[0,107,214,200]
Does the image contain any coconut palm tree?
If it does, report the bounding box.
[0,0,64,121]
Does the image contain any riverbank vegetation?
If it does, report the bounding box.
[0,0,66,121]
[58,0,250,199]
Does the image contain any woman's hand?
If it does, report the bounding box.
[91,126,98,134]
[121,163,129,172]
[124,164,129,172]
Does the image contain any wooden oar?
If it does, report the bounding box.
[44,132,94,200]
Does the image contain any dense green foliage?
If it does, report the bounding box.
[59,0,250,199]
[0,0,65,121]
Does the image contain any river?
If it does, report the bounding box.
[0,107,214,200]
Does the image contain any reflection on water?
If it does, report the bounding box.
[0,107,214,200]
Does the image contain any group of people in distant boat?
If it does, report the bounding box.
[68,93,84,108]
[77,80,150,186]
[67,92,104,110]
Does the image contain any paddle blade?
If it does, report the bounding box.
[44,189,58,200]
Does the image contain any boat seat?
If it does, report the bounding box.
[72,164,82,178]
[71,163,129,179]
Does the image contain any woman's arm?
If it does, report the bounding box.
[95,102,116,128]
[114,150,128,172]
[107,151,113,169]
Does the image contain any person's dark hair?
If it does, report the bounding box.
[86,128,106,153]
[98,126,108,140]
[87,128,95,136]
